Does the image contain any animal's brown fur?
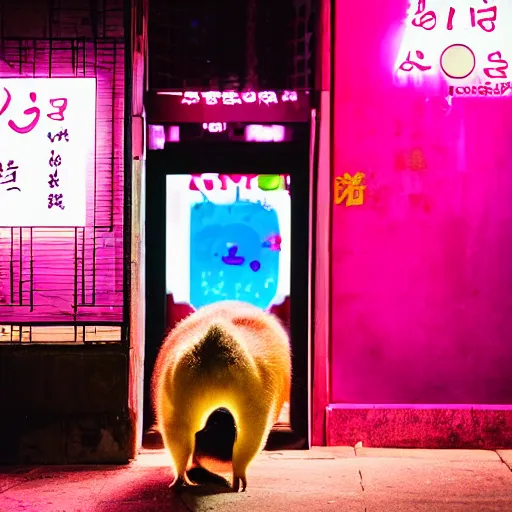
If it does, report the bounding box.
[151,300,291,492]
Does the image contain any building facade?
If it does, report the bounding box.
[2,0,511,465]
[0,0,139,463]
[318,0,512,448]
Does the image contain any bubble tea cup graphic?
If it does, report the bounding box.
[190,189,281,311]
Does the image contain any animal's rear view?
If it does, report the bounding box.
[152,300,291,492]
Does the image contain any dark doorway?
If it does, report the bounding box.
[144,135,310,449]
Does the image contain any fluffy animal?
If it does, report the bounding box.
[152,300,291,492]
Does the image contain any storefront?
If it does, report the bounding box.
[0,2,135,464]
[3,0,512,465]
[317,0,512,448]
[143,89,312,449]
[0,0,318,464]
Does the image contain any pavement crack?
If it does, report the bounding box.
[358,470,368,512]
[179,493,195,512]
[0,469,42,495]
[0,482,26,495]
[496,451,512,472]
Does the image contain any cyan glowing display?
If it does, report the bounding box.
[190,191,281,310]
[166,174,290,312]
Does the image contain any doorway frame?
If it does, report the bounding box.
[144,137,311,449]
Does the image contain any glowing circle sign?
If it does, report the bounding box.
[440,44,476,79]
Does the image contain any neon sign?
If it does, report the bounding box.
[169,90,299,107]
[203,122,227,133]
[245,125,286,142]
[0,78,96,226]
[394,0,512,97]
[189,174,290,196]
[189,174,258,192]
[334,173,367,207]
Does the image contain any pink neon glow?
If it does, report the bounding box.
[148,124,165,150]
[189,174,259,191]
[245,124,286,142]
[394,0,512,95]
[331,0,512,408]
[328,403,512,411]
[167,125,180,143]
[0,42,123,326]
[0,88,68,134]
[188,173,291,193]
[202,122,227,133]
[173,90,298,106]
[0,78,95,226]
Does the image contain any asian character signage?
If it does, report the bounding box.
[394,0,512,97]
[334,173,367,207]
[147,90,309,124]
[180,90,297,107]
[0,78,96,226]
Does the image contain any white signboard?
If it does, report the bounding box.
[394,0,512,97]
[0,78,96,226]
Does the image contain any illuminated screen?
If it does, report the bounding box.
[0,78,96,227]
[166,174,291,311]
[165,173,291,425]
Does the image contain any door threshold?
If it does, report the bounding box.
[142,424,307,451]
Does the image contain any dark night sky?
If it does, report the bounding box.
[148,0,311,90]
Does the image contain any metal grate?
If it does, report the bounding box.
[0,37,125,343]
[148,0,315,91]
[148,0,248,90]
[288,0,317,90]
[48,0,124,40]
[0,324,122,343]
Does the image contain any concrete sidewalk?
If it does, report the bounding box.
[1,447,511,512]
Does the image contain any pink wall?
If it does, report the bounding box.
[312,0,332,446]
[331,0,512,404]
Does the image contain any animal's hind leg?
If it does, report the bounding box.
[161,420,197,488]
[231,405,271,492]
